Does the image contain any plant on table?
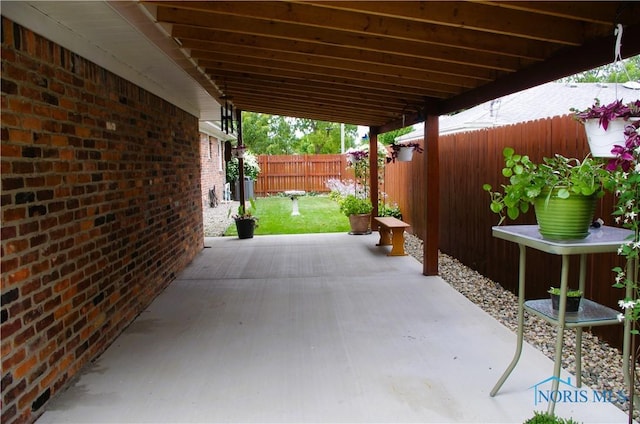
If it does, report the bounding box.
[547,287,583,297]
[483,147,610,225]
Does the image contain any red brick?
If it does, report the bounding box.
[1,144,21,157]
[17,382,38,410]
[1,256,20,274]
[11,162,34,174]
[8,129,32,143]
[1,317,22,339]
[3,207,27,222]
[6,267,30,285]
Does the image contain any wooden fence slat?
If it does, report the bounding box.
[255,154,354,195]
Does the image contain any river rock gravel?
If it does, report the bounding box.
[203,205,638,418]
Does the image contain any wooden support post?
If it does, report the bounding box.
[423,114,439,276]
[236,108,246,212]
[369,127,379,230]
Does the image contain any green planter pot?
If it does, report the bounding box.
[533,188,597,241]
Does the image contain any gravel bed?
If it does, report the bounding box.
[203,201,239,237]
[202,206,637,418]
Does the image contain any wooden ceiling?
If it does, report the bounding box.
[141,1,640,131]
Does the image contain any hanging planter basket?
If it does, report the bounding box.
[583,118,637,158]
[396,146,415,162]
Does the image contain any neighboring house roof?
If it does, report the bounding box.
[397,82,640,141]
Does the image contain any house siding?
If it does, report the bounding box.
[1,18,203,424]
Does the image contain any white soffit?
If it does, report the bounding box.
[2,1,221,121]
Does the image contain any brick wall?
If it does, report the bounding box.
[199,133,227,208]
[1,18,203,424]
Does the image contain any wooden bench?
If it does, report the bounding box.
[374,217,411,256]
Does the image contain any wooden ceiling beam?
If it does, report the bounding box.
[482,1,630,25]
[178,37,499,82]
[207,69,444,104]
[303,1,599,44]
[151,0,553,60]
[216,79,418,110]
[200,61,460,96]
[166,15,529,72]
[223,86,411,115]
[231,89,398,115]
[234,100,394,126]
[193,48,487,89]
[141,0,640,128]
[207,69,452,102]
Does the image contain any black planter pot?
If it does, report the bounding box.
[235,218,256,239]
[550,293,582,312]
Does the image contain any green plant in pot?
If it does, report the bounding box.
[483,147,610,240]
[548,287,583,312]
[229,198,258,239]
[339,194,373,235]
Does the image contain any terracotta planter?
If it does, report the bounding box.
[348,213,371,235]
[533,188,596,241]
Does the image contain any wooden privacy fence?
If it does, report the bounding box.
[255,154,354,195]
[383,115,627,350]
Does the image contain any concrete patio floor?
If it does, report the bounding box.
[37,233,629,423]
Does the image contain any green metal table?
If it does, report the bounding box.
[489,225,633,415]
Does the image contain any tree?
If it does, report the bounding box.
[293,120,358,154]
[559,55,640,83]
[242,113,359,154]
[241,113,297,154]
[377,126,414,145]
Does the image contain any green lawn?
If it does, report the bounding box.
[224,195,351,236]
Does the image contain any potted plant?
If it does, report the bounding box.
[571,98,640,157]
[378,201,402,219]
[339,194,373,234]
[230,198,258,239]
[483,147,610,240]
[524,411,580,424]
[388,141,424,163]
[548,287,583,312]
